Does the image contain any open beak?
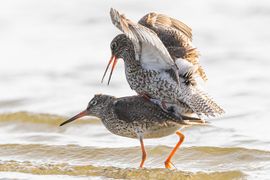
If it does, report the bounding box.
[59,110,88,126]
[101,55,118,85]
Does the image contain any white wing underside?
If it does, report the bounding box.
[175,58,198,79]
[175,58,196,75]
[140,43,172,70]
[110,8,175,70]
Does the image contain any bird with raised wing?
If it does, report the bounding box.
[60,94,204,168]
[138,12,207,82]
[102,8,224,118]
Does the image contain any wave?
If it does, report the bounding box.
[0,112,269,179]
[0,160,245,180]
[0,144,269,179]
[1,144,269,161]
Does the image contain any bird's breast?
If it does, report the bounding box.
[101,117,183,139]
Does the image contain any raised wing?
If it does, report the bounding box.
[139,13,207,81]
[139,12,192,40]
[110,8,175,70]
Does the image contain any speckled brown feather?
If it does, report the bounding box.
[109,9,224,118]
[140,12,192,40]
[61,94,204,139]
[110,8,176,68]
[139,12,208,81]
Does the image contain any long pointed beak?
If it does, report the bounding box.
[101,55,118,85]
[59,110,88,126]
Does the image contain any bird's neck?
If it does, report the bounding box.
[96,101,116,123]
[123,49,141,72]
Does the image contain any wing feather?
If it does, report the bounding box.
[110,8,175,69]
[139,12,208,81]
[139,12,192,40]
[113,96,203,123]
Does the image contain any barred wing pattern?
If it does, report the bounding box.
[110,8,176,70]
[138,12,207,81]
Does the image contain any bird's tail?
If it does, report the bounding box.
[182,87,225,117]
[171,114,207,126]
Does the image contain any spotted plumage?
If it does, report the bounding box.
[102,8,224,118]
[138,12,207,81]
[60,94,203,138]
[60,94,204,168]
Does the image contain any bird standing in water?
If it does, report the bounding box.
[60,94,203,168]
[102,8,224,118]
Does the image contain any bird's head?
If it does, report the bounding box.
[101,34,134,85]
[110,34,132,58]
[59,94,114,126]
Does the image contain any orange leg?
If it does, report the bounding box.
[139,136,147,168]
[164,131,185,168]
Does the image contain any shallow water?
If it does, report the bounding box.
[1,0,270,179]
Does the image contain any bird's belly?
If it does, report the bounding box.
[125,69,179,102]
[125,70,194,116]
[142,124,182,139]
[103,119,182,139]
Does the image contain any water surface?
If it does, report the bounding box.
[0,0,270,179]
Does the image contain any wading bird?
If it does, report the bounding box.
[60,94,204,168]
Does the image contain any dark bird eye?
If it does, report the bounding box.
[90,100,97,105]
[111,41,117,50]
